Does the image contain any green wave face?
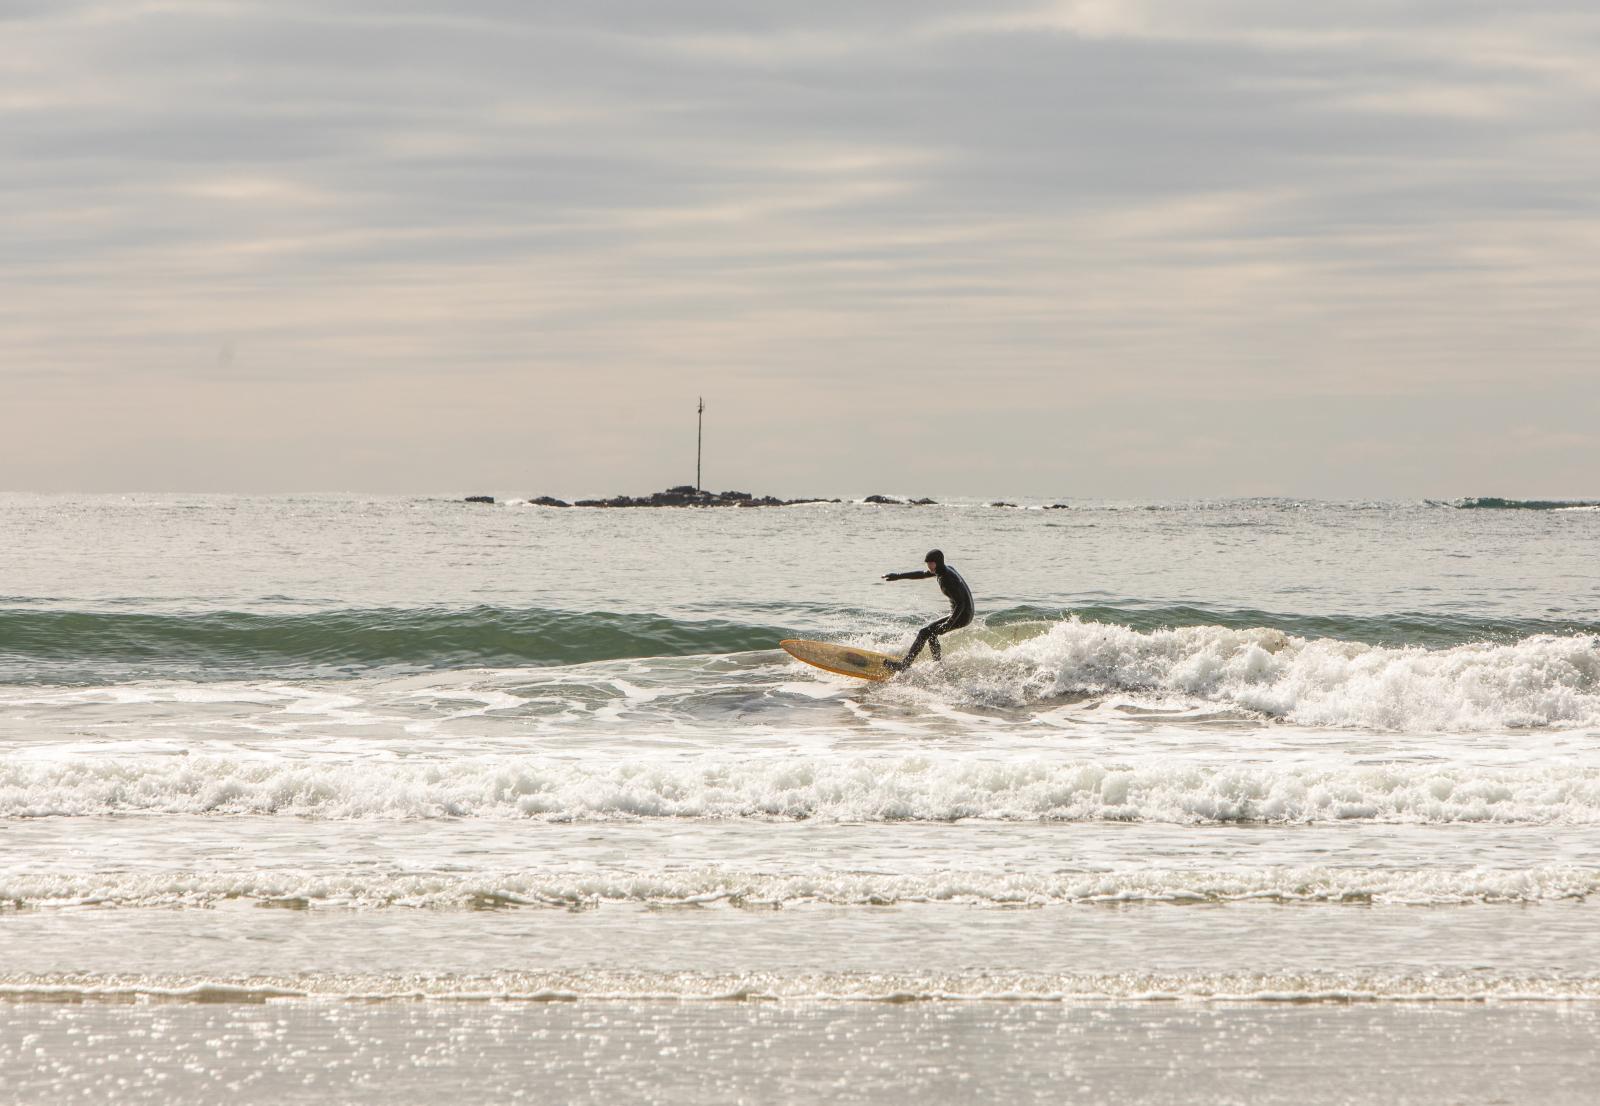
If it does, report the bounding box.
[6,602,1599,686]
[0,607,793,683]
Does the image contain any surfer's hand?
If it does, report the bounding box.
[881,573,895,581]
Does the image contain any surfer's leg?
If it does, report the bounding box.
[890,618,949,670]
[930,610,971,661]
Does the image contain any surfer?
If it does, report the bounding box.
[881,549,974,670]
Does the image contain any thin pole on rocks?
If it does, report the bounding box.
[696,396,705,492]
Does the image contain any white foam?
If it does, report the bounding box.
[2,863,1596,910]
[0,685,298,708]
[4,753,1600,824]
[934,620,1600,731]
[404,689,528,717]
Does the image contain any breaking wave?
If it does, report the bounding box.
[940,618,1600,731]
[6,602,1600,732]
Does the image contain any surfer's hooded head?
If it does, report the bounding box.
[924,549,945,570]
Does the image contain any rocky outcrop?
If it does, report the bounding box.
[1046,503,1071,510]
[989,501,1019,508]
[464,495,495,504]
[504,489,960,507]
[567,488,840,508]
[1455,497,1600,510]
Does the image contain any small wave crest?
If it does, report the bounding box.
[5,754,1599,824]
[5,970,1599,1004]
[989,604,1600,650]
[4,864,1595,911]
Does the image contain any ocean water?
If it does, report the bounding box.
[3,494,1600,1103]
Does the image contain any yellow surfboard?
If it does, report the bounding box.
[780,639,898,682]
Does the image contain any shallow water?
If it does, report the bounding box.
[6,1002,1598,1106]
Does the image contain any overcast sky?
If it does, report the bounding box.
[4,1,1597,497]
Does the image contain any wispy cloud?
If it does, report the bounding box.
[3,0,1596,494]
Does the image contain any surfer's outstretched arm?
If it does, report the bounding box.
[882,570,935,581]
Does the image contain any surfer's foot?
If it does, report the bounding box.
[884,658,908,673]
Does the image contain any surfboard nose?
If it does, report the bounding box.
[780,639,895,682]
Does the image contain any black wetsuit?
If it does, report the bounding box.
[883,556,974,667]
